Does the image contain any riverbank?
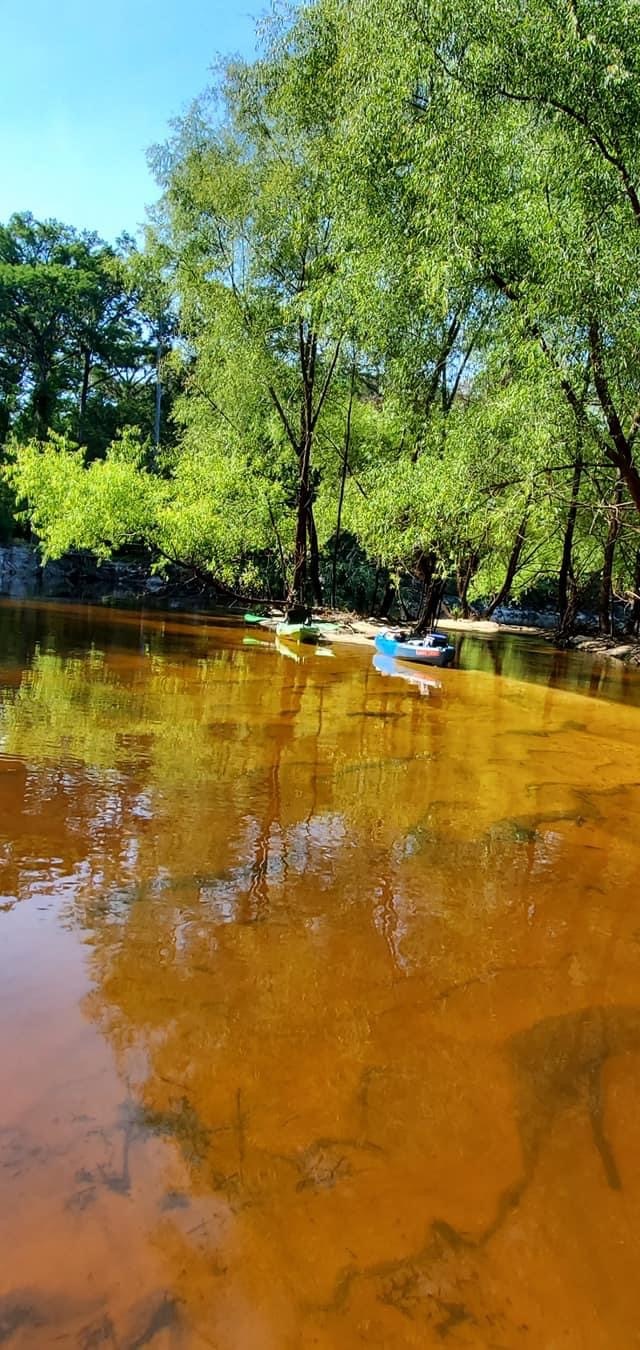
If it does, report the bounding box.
[258,609,640,667]
[3,543,640,665]
[440,615,640,665]
[558,632,640,665]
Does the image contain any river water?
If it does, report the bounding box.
[1,599,640,1348]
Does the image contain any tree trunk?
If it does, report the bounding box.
[289,436,312,609]
[307,502,323,606]
[599,476,623,635]
[33,354,54,439]
[621,460,640,514]
[331,364,355,609]
[369,564,381,615]
[34,387,53,440]
[489,283,640,518]
[397,585,411,621]
[626,548,640,636]
[413,552,445,635]
[287,327,318,612]
[588,319,640,514]
[377,579,396,618]
[277,319,342,615]
[483,513,529,618]
[456,550,480,619]
[556,575,580,646]
[154,338,163,450]
[556,451,583,637]
[558,452,582,616]
[78,347,92,437]
[31,339,53,440]
[330,459,348,609]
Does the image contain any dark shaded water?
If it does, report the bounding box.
[454,624,640,704]
[2,599,640,1348]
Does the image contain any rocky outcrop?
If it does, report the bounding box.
[0,544,41,597]
[0,545,168,602]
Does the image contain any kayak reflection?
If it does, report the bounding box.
[276,636,334,662]
[372,652,443,694]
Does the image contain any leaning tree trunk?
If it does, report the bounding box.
[413,552,446,636]
[456,550,480,619]
[483,513,529,619]
[599,476,624,635]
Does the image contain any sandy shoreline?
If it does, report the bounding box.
[255,610,640,664]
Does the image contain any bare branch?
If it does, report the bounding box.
[310,339,342,431]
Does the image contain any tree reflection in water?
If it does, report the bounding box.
[1,601,640,1347]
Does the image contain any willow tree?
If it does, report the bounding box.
[336,0,640,494]
[150,36,352,608]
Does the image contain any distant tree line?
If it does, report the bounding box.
[3,0,640,636]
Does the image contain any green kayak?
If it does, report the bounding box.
[275,621,321,643]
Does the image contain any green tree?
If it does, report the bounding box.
[149,37,353,608]
[0,214,169,459]
[335,0,640,505]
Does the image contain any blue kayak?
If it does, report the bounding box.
[374,631,455,667]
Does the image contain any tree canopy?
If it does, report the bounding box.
[3,0,640,632]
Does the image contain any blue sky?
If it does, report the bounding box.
[0,0,258,243]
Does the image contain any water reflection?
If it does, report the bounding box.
[2,601,640,1347]
[372,652,443,695]
[455,625,640,705]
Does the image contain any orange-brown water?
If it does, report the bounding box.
[2,599,640,1348]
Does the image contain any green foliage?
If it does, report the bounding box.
[3,0,640,630]
[5,431,283,591]
[0,213,176,479]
